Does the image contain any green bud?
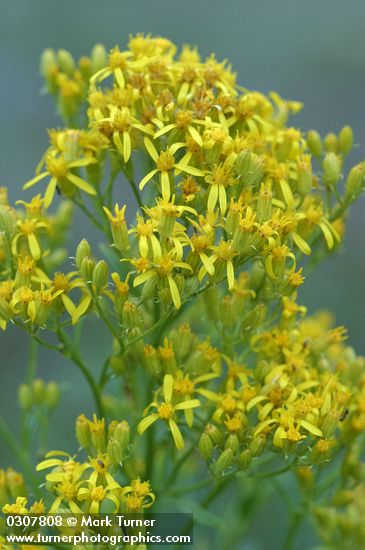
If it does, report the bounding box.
[57,49,75,76]
[306,130,322,157]
[40,48,57,77]
[235,151,265,188]
[143,345,161,376]
[249,434,266,457]
[80,256,95,283]
[6,469,26,500]
[18,384,33,411]
[215,448,233,474]
[92,260,109,291]
[256,183,272,223]
[32,379,46,405]
[332,490,354,507]
[76,239,91,269]
[91,44,107,73]
[113,421,130,450]
[0,205,15,235]
[297,160,313,196]
[320,409,339,437]
[122,301,141,329]
[199,432,213,460]
[0,298,13,322]
[323,152,341,187]
[75,414,91,449]
[204,424,224,447]
[345,163,365,199]
[324,132,338,153]
[45,382,60,409]
[107,438,124,465]
[338,125,353,155]
[237,449,252,470]
[225,434,239,454]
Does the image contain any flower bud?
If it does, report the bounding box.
[92,260,109,291]
[320,409,339,438]
[40,49,58,93]
[107,438,124,465]
[323,152,341,187]
[75,414,91,449]
[6,469,26,500]
[306,130,322,157]
[204,423,224,447]
[113,421,130,450]
[122,301,141,329]
[45,382,60,409]
[345,163,365,199]
[237,449,252,470]
[80,257,95,283]
[338,125,353,155]
[0,298,13,322]
[32,379,46,405]
[79,56,92,80]
[91,44,107,73]
[297,157,313,196]
[89,416,106,452]
[76,239,91,269]
[332,490,354,507]
[143,345,161,376]
[236,151,264,188]
[324,132,338,153]
[18,384,33,411]
[57,49,75,76]
[0,205,15,235]
[249,434,266,457]
[225,434,239,454]
[199,432,213,460]
[256,182,272,223]
[215,448,233,474]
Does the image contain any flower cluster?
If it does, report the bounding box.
[1,35,365,548]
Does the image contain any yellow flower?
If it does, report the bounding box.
[133,248,192,309]
[23,154,97,208]
[137,374,200,450]
[140,138,204,200]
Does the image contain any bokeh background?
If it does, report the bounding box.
[0,1,364,547]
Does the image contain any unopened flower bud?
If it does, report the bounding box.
[92,260,109,291]
[113,421,130,450]
[91,44,107,73]
[199,432,213,460]
[338,125,353,155]
[249,434,266,457]
[225,434,239,454]
[122,301,140,329]
[75,414,91,449]
[6,469,26,500]
[0,205,15,235]
[76,239,91,269]
[306,130,322,157]
[32,379,46,405]
[237,449,252,470]
[256,182,272,223]
[110,354,127,375]
[18,384,33,411]
[45,382,60,409]
[324,132,338,153]
[204,424,224,447]
[345,163,365,199]
[143,345,161,376]
[215,448,233,474]
[323,152,341,187]
[297,157,313,196]
[57,49,75,76]
[107,438,124,465]
[80,257,95,283]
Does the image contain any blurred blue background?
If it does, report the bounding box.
[0,1,364,547]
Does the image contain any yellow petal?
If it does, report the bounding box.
[67,173,96,195]
[168,275,181,309]
[163,374,173,403]
[137,414,159,434]
[169,419,184,450]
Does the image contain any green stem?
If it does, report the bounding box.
[26,336,39,384]
[169,477,212,496]
[57,327,104,418]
